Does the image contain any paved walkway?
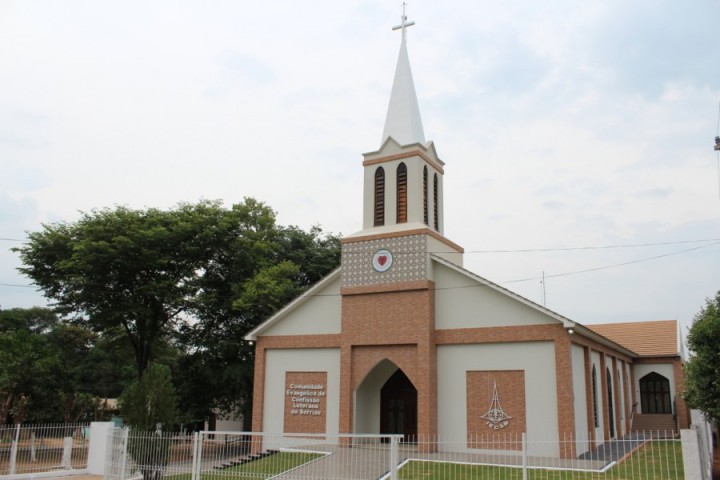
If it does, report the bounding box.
[577,432,650,463]
[272,443,609,479]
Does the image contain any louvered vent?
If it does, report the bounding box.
[433,173,439,230]
[397,163,407,223]
[423,166,428,225]
[374,167,385,226]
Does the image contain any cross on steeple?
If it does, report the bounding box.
[392,2,415,41]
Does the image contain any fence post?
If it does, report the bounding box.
[30,431,37,462]
[389,435,399,480]
[119,428,129,480]
[62,436,73,469]
[191,432,200,480]
[9,424,20,475]
[522,432,528,480]
[681,428,703,480]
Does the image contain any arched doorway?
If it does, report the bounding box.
[380,369,417,442]
[639,372,672,414]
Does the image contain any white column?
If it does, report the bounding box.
[86,421,116,475]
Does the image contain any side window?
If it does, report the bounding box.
[592,365,599,428]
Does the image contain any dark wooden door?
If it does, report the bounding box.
[640,372,672,414]
[380,370,417,442]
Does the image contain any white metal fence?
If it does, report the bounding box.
[105,429,691,479]
[0,423,90,476]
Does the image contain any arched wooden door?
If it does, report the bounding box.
[639,372,672,414]
[380,369,417,442]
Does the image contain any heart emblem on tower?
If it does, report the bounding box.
[372,249,393,272]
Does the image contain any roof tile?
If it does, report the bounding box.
[586,320,678,357]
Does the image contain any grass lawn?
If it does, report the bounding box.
[166,451,323,479]
[398,441,684,479]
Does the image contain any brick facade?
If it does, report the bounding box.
[467,370,526,450]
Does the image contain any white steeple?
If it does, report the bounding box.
[381,5,425,147]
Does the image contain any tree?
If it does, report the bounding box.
[15,198,341,426]
[175,224,340,429]
[0,307,132,422]
[15,199,281,379]
[119,363,177,480]
[119,363,177,430]
[684,291,720,424]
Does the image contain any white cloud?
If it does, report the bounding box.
[1,0,719,328]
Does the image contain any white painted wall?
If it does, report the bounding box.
[434,263,555,329]
[437,342,559,456]
[571,344,589,454]
[260,276,341,336]
[633,363,676,414]
[427,236,462,267]
[263,348,341,434]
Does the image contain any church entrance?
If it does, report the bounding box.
[380,369,417,442]
[639,372,672,414]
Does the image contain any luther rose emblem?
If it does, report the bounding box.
[372,249,393,273]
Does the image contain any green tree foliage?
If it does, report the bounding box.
[15,198,341,426]
[119,363,177,430]
[684,291,720,423]
[119,363,177,480]
[176,224,340,429]
[0,307,132,423]
[0,326,57,423]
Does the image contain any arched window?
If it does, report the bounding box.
[433,173,439,230]
[396,163,407,223]
[374,167,385,226]
[423,166,428,225]
[639,372,672,414]
[607,367,615,438]
[592,365,598,428]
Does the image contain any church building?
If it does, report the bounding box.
[245,13,688,457]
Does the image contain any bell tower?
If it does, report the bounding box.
[341,8,463,293]
[336,7,462,446]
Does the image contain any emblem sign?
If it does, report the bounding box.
[481,382,512,429]
[372,249,393,273]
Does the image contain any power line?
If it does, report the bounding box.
[3,238,718,291]
[502,240,720,284]
[456,237,720,254]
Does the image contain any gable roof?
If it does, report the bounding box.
[586,320,680,357]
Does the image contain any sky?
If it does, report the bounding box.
[2,1,720,338]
